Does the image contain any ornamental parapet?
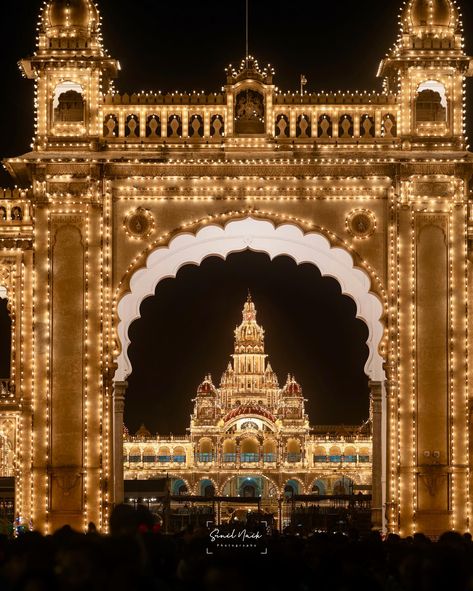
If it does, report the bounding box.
[99,101,399,143]
[104,93,226,105]
[0,189,32,227]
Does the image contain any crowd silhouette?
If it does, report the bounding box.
[0,504,471,590]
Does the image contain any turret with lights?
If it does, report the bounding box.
[20,0,119,148]
[378,0,471,142]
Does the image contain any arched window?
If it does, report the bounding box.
[296,114,311,138]
[339,114,354,138]
[197,439,213,462]
[146,114,161,138]
[343,445,357,462]
[360,114,375,138]
[125,114,140,138]
[312,479,326,495]
[313,445,327,463]
[53,81,85,123]
[275,114,289,137]
[284,479,300,498]
[103,114,119,137]
[241,438,258,462]
[240,477,260,497]
[329,446,342,462]
[172,478,188,495]
[167,115,183,138]
[317,114,332,138]
[210,114,224,137]
[415,81,447,123]
[263,439,276,462]
[188,114,204,138]
[11,207,22,221]
[143,447,155,463]
[172,446,186,463]
[200,479,215,497]
[223,439,236,462]
[286,439,301,462]
[157,446,171,463]
[129,446,141,463]
[382,114,397,138]
[359,447,370,462]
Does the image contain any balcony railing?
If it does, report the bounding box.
[313,455,371,464]
[240,453,259,463]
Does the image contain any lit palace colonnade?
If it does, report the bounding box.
[0,0,472,536]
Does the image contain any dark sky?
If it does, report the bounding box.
[1,1,473,433]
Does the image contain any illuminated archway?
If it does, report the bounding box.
[114,215,387,528]
[115,216,385,383]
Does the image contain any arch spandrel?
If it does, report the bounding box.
[115,216,386,383]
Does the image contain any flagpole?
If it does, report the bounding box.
[300,74,307,96]
[246,0,249,67]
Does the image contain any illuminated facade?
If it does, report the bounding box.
[123,296,372,502]
[0,0,471,536]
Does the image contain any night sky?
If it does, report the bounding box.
[1,1,473,433]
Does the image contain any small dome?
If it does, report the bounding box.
[406,0,458,29]
[197,375,216,396]
[44,0,99,34]
[282,374,302,397]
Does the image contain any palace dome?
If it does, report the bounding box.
[43,0,99,34]
[405,0,458,30]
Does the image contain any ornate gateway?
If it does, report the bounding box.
[0,0,472,536]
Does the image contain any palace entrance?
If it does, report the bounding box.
[0,0,471,537]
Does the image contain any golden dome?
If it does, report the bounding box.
[44,0,99,33]
[406,0,458,29]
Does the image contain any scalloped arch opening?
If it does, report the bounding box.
[115,217,385,382]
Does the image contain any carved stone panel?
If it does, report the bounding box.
[415,215,449,515]
[51,223,84,512]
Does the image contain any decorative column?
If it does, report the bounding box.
[113,381,127,505]
[370,380,383,530]
[384,363,398,533]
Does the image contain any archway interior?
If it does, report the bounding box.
[125,250,370,435]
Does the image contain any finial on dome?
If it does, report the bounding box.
[41,0,100,39]
[242,292,257,322]
[403,0,459,33]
